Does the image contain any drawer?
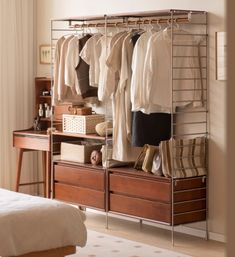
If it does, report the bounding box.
[109,194,171,224]
[174,188,206,202]
[109,174,171,202]
[54,183,105,209]
[174,210,206,225]
[174,176,206,191]
[54,164,105,191]
[13,135,50,151]
[174,199,206,214]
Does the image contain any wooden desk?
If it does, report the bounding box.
[13,129,51,197]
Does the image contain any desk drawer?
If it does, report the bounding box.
[13,135,50,151]
[54,164,105,191]
[109,173,171,202]
[54,183,105,209]
[109,193,171,223]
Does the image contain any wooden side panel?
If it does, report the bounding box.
[54,183,105,209]
[109,193,171,224]
[109,174,171,202]
[54,164,105,191]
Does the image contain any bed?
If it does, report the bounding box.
[0,189,87,257]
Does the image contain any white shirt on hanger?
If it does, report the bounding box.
[53,36,65,105]
[130,30,155,112]
[110,32,141,162]
[64,35,80,95]
[57,35,74,101]
[142,28,204,114]
[80,34,102,87]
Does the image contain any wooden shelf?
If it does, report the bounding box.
[52,131,106,141]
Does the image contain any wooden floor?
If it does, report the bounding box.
[84,211,225,257]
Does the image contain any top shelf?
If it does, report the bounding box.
[53,9,206,22]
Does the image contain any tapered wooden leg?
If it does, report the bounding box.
[15,149,24,192]
[42,152,47,197]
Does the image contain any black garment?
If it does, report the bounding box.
[132,111,171,147]
[76,34,98,98]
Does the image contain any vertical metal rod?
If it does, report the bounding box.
[104,13,109,230]
[205,11,209,241]
[139,219,143,229]
[170,10,175,247]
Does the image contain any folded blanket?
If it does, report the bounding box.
[160,136,207,178]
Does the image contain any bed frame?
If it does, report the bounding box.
[9,246,76,257]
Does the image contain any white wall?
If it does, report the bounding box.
[36,0,226,239]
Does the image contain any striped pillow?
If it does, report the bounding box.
[160,137,207,178]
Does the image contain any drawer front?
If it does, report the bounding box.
[109,194,171,224]
[13,135,50,151]
[54,183,105,209]
[54,165,105,191]
[174,199,206,214]
[109,174,171,202]
[174,177,206,191]
[174,188,206,202]
[174,210,206,225]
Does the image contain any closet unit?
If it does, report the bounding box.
[50,9,208,240]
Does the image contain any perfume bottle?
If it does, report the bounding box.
[38,104,44,117]
[45,105,51,118]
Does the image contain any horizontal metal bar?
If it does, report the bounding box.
[173,121,207,125]
[175,110,208,114]
[173,67,207,69]
[173,100,206,103]
[173,44,207,47]
[173,143,206,148]
[173,88,207,91]
[173,132,208,137]
[173,55,207,58]
[173,155,205,159]
[173,78,206,80]
[173,33,208,36]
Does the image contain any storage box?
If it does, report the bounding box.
[62,114,105,134]
[60,141,102,163]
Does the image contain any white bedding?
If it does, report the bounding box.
[0,189,87,257]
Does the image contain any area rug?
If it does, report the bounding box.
[72,230,192,257]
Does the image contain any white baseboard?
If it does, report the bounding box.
[86,208,226,243]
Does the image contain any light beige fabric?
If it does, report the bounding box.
[80,34,102,87]
[0,0,37,190]
[160,136,207,178]
[0,189,87,256]
[109,33,141,162]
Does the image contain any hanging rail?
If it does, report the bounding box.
[69,17,190,29]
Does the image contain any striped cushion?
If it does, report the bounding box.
[160,137,207,178]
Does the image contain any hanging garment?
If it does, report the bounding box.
[53,36,65,105]
[75,34,98,98]
[97,31,127,101]
[109,32,141,162]
[80,34,102,87]
[132,111,171,147]
[64,36,81,95]
[64,35,80,95]
[130,31,156,112]
[142,28,204,114]
[57,35,74,101]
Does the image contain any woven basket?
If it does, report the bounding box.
[62,114,105,134]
